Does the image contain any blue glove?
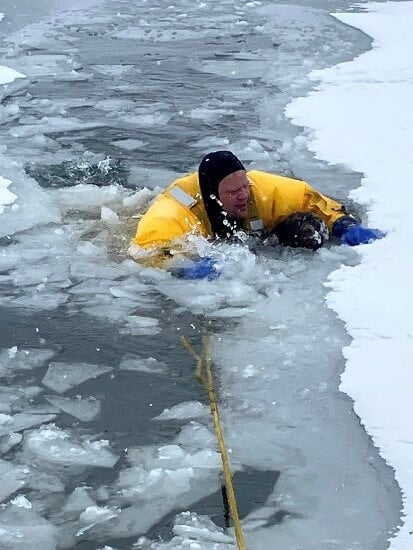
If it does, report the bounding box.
[333,216,384,246]
[172,257,220,280]
[341,225,385,246]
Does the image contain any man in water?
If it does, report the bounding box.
[129,150,383,278]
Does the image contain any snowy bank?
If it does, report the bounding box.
[286,2,413,548]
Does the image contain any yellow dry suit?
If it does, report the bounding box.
[130,170,347,262]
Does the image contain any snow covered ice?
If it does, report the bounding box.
[0,0,410,548]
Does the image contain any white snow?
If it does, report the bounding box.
[286,2,413,548]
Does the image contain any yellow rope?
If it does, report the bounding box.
[182,335,246,550]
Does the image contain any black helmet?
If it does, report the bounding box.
[198,151,245,238]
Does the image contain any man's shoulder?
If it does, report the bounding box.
[247,170,306,189]
[166,171,199,194]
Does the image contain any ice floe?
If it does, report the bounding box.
[44,395,101,422]
[42,362,113,393]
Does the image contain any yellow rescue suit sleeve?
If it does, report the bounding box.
[130,173,210,265]
[248,171,347,231]
[132,194,202,248]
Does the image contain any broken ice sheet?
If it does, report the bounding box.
[62,487,96,517]
[0,502,57,550]
[45,395,101,421]
[0,412,56,437]
[119,355,166,373]
[76,505,119,537]
[0,347,56,377]
[153,401,209,421]
[42,361,113,393]
[0,386,43,414]
[0,460,27,503]
[22,424,119,471]
[134,512,235,549]
[0,433,23,455]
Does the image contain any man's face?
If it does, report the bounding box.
[218,170,250,219]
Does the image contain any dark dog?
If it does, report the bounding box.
[271,213,329,250]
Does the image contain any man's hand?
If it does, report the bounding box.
[333,216,385,246]
[340,225,385,246]
[171,257,220,280]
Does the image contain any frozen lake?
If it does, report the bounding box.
[0,0,402,548]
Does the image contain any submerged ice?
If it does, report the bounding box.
[0,0,402,548]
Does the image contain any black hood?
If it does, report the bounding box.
[198,151,246,238]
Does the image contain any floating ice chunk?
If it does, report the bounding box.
[0,176,17,214]
[11,291,68,311]
[0,65,26,85]
[114,27,199,42]
[0,413,12,424]
[118,465,194,501]
[9,116,105,138]
[243,364,258,378]
[63,487,96,515]
[172,512,234,544]
[42,362,113,393]
[101,206,120,225]
[135,512,234,549]
[0,502,57,549]
[111,139,146,151]
[118,439,221,501]
[50,182,122,215]
[119,355,166,374]
[153,401,209,421]
[0,347,55,376]
[45,396,101,422]
[24,134,60,151]
[121,113,170,126]
[189,107,234,122]
[25,471,64,494]
[190,136,230,149]
[5,54,80,79]
[76,505,119,536]
[0,460,27,503]
[0,386,42,414]
[155,446,221,470]
[0,413,56,437]
[95,99,135,111]
[175,422,216,451]
[238,138,271,160]
[0,433,22,455]
[10,495,31,509]
[108,281,150,300]
[92,64,134,77]
[122,315,160,336]
[22,424,119,470]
